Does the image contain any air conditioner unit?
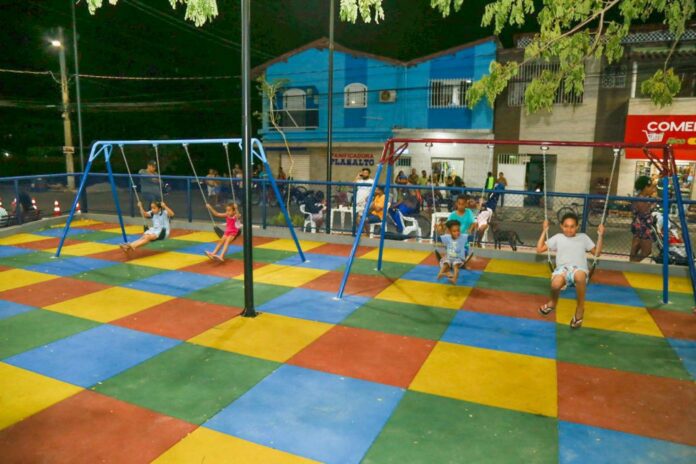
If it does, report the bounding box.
[379,90,396,103]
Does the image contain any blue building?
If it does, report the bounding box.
[253,37,498,182]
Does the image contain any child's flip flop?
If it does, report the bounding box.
[205,251,216,261]
[539,304,555,316]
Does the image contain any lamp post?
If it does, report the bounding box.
[51,27,76,190]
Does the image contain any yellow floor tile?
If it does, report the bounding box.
[485,259,551,278]
[0,269,58,292]
[0,363,82,430]
[235,264,328,287]
[190,313,332,362]
[170,231,220,243]
[128,252,208,270]
[45,287,173,322]
[104,225,147,234]
[556,300,663,337]
[410,342,557,417]
[360,248,431,264]
[375,279,471,309]
[153,427,318,464]
[257,238,325,252]
[623,272,693,294]
[0,233,48,245]
[50,242,119,257]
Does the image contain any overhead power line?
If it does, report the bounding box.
[0,66,239,81]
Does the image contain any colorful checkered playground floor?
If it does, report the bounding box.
[0,219,694,463]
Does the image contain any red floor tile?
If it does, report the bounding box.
[113,298,242,340]
[0,277,110,308]
[180,258,265,278]
[648,309,696,340]
[16,237,83,251]
[0,265,11,272]
[420,253,490,271]
[168,228,195,238]
[88,248,161,263]
[558,362,696,446]
[302,271,393,298]
[310,243,373,257]
[81,222,121,230]
[589,269,631,287]
[462,287,549,321]
[0,390,195,464]
[251,236,276,246]
[289,325,435,388]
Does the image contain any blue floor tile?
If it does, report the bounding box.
[402,265,482,287]
[25,257,117,277]
[258,288,369,324]
[275,253,348,271]
[559,421,695,464]
[0,300,35,320]
[99,234,141,245]
[5,325,179,387]
[124,270,226,297]
[175,243,242,256]
[562,283,644,307]
[205,365,404,464]
[668,338,696,380]
[441,310,556,358]
[0,246,33,258]
[35,228,94,238]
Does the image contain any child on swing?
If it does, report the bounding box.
[536,212,604,329]
[205,202,242,262]
[436,220,469,284]
[120,200,174,253]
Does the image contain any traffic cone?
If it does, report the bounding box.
[0,198,3,208]
[31,198,38,210]
[53,200,61,217]
[75,202,82,214]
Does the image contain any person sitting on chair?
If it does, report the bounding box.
[359,186,385,235]
[303,190,326,229]
[388,194,420,234]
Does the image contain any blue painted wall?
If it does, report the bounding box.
[261,39,496,143]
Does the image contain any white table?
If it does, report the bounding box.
[430,212,450,239]
[330,206,354,232]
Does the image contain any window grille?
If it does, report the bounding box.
[601,64,627,89]
[507,61,584,107]
[344,83,368,108]
[429,79,472,108]
[396,157,411,167]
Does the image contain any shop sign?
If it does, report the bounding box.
[625,115,696,160]
[331,153,375,166]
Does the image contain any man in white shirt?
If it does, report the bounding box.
[354,168,374,214]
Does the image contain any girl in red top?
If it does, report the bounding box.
[205,202,242,262]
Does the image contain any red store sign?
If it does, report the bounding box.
[625,115,696,160]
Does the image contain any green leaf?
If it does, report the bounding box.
[640,68,682,107]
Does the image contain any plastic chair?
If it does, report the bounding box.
[299,204,316,233]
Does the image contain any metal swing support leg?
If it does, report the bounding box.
[377,163,394,271]
[337,163,385,299]
[105,146,128,243]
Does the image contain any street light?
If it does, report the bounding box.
[49,28,76,190]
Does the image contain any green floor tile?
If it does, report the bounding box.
[336,258,415,280]
[635,288,695,313]
[0,310,99,359]
[476,272,549,296]
[341,298,455,340]
[74,263,165,286]
[71,231,118,242]
[229,248,296,263]
[556,326,692,381]
[0,251,55,268]
[186,280,290,307]
[145,239,201,252]
[95,343,279,424]
[363,391,557,464]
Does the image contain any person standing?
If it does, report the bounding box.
[629,176,657,262]
[138,160,160,204]
[496,172,508,206]
[354,168,374,216]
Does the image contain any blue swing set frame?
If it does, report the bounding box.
[55,138,306,261]
[337,137,696,308]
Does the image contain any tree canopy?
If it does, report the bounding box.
[86,0,694,113]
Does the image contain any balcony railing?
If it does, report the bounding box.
[267,108,319,130]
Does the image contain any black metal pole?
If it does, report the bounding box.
[70,0,85,172]
[325,0,335,233]
[241,0,256,317]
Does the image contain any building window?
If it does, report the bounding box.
[507,61,584,107]
[601,64,627,89]
[282,88,306,110]
[344,83,367,108]
[396,156,412,167]
[269,88,318,129]
[429,79,472,108]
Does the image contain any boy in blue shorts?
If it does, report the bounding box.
[436,220,470,284]
[536,212,605,329]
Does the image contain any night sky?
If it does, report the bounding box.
[1,0,534,174]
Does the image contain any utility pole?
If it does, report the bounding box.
[53,27,76,190]
[325,0,335,233]
[70,0,85,172]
